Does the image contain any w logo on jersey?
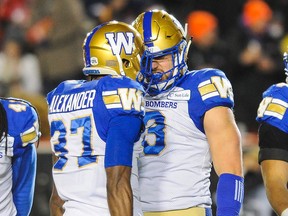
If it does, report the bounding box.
[118,88,142,111]
[102,88,143,112]
[198,76,233,101]
[105,32,134,55]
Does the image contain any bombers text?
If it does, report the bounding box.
[145,100,177,109]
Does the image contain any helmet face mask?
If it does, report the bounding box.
[133,10,190,95]
[137,40,188,95]
[82,21,144,80]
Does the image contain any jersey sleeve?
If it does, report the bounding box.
[105,115,142,168]
[4,98,41,157]
[20,105,41,146]
[98,76,144,167]
[100,76,145,119]
[187,69,234,132]
[196,68,234,110]
[256,83,288,163]
[256,83,288,133]
[12,144,37,216]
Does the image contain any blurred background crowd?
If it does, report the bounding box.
[0,0,287,215]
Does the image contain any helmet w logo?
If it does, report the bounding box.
[105,32,134,55]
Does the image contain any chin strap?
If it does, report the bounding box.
[184,22,192,62]
[116,54,126,76]
[186,37,192,59]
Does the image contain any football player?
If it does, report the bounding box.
[0,97,41,216]
[256,52,288,216]
[48,21,144,216]
[133,10,244,216]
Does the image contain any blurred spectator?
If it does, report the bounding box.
[186,10,234,80]
[83,0,119,23]
[25,0,93,94]
[227,0,284,132]
[83,0,156,24]
[0,0,30,24]
[0,37,42,96]
[0,34,50,138]
[187,10,218,44]
[0,0,31,48]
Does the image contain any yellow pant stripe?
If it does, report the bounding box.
[144,207,207,216]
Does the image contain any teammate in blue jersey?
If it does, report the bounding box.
[47,21,145,216]
[0,97,41,216]
[256,52,288,216]
[132,10,244,216]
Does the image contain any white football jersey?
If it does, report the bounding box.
[139,69,234,212]
[47,77,144,216]
[0,155,16,216]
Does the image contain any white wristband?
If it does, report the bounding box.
[281,208,288,216]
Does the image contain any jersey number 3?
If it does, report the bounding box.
[143,111,166,155]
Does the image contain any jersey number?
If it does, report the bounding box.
[257,97,273,118]
[143,111,166,155]
[51,116,96,170]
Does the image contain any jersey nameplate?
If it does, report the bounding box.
[49,90,96,113]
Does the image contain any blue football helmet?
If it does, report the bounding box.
[82,21,144,80]
[132,10,191,95]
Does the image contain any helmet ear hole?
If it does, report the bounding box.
[122,59,131,68]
